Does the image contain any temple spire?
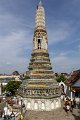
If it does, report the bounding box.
[34,0,47,51]
[38,0,42,6]
[35,0,45,31]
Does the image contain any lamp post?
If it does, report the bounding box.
[21,97,23,115]
[4,106,8,117]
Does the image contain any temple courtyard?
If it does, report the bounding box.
[24,107,80,120]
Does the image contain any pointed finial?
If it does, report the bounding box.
[38,0,42,6]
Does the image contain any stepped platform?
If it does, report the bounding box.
[24,107,80,120]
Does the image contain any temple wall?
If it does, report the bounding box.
[23,97,61,111]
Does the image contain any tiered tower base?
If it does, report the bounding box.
[23,98,61,111]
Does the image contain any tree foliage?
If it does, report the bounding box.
[5,81,22,94]
[24,76,30,79]
[12,71,19,75]
[2,84,6,93]
[56,74,66,82]
[22,75,30,81]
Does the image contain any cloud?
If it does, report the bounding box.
[0,11,33,35]
[47,21,73,44]
[0,14,19,34]
[0,9,33,74]
[50,51,80,73]
[78,44,80,49]
[0,29,32,74]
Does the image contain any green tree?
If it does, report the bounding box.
[5,81,22,94]
[24,76,30,79]
[2,84,6,93]
[56,74,66,82]
[22,75,30,81]
[12,71,19,75]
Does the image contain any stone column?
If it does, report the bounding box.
[71,91,73,101]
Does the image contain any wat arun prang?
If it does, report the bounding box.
[18,1,61,111]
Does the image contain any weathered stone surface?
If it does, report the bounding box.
[24,108,80,120]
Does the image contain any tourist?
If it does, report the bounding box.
[18,114,24,120]
[10,111,15,120]
[70,101,74,112]
[64,100,70,114]
[0,117,3,120]
[73,99,76,108]
[66,103,70,111]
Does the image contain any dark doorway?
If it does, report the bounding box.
[38,39,41,49]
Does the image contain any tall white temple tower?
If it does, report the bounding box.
[33,0,48,51]
[18,0,61,111]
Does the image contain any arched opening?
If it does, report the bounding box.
[41,102,45,110]
[55,100,59,108]
[51,102,54,109]
[38,39,41,49]
[60,84,64,94]
[34,102,38,110]
[27,101,31,109]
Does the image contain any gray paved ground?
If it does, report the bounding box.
[24,107,80,120]
[0,101,6,112]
